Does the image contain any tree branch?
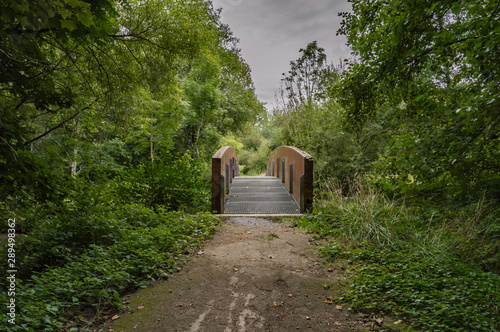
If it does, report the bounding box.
[23,98,99,146]
[109,33,174,53]
[404,36,479,65]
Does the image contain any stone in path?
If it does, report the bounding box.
[104,217,363,331]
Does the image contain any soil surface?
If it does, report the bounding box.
[102,217,368,331]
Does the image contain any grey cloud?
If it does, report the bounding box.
[212,0,352,111]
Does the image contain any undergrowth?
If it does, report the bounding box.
[301,180,500,331]
[0,181,220,331]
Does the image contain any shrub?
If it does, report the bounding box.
[0,200,220,331]
[302,180,500,331]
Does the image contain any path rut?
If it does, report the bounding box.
[103,217,364,331]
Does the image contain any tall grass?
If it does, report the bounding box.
[301,178,500,331]
[309,178,457,261]
[448,197,500,273]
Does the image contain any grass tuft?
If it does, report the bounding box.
[301,179,500,331]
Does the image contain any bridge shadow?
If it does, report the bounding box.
[212,146,313,215]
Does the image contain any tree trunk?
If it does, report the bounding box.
[71,118,81,178]
[151,108,154,168]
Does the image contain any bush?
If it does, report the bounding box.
[301,180,500,331]
[0,197,220,331]
[111,154,210,212]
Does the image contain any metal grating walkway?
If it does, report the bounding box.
[224,176,300,214]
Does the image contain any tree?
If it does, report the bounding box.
[337,0,500,202]
[271,41,387,185]
[0,0,121,208]
[0,0,259,212]
[274,41,335,146]
[277,41,333,109]
[173,33,265,157]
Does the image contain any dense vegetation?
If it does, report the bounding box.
[267,0,500,273]
[0,0,263,330]
[1,0,499,331]
[267,0,500,330]
[296,183,499,331]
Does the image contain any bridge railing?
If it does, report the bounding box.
[211,146,239,214]
[267,146,313,213]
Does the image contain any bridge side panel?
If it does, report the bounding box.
[267,146,313,213]
[212,146,238,214]
[212,157,222,214]
[303,154,314,212]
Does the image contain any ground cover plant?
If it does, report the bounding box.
[0,0,265,330]
[298,181,500,332]
[2,0,499,330]
[0,191,221,331]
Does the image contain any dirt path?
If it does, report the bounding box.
[103,217,365,331]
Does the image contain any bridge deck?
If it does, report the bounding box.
[224,176,300,214]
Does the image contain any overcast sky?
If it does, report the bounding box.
[211,0,353,111]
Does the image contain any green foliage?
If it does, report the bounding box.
[343,250,500,332]
[271,42,386,185]
[446,201,500,273]
[279,41,331,106]
[174,49,265,157]
[300,182,500,331]
[218,40,267,136]
[111,154,210,213]
[300,181,418,250]
[1,0,264,217]
[337,0,500,203]
[0,195,221,330]
[223,126,271,175]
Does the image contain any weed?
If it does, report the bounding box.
[342,250,500,331]
[303,180,500,331]
[264,233,279,240]
[0,200,221,331]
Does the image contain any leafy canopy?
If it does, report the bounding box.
[337,0,500,202]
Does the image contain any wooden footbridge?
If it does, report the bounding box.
[212,146,313,215]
